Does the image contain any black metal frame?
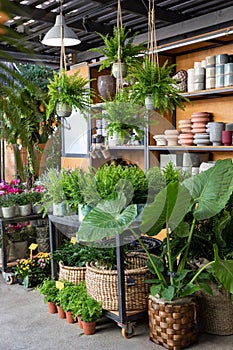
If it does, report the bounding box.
[48,214,147,334]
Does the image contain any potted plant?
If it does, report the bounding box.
[91,26,145,78]
[38,168,68,217]
[129,56,189,114]
[58,282,81,323]
[15,191,32,216]
[79,295,102,335]
[92,100,146,145]
[76,159,233,348]
[1,194,17,218]
[46,69,93,119]
[37,278,59,314]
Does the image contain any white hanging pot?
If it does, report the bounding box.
[145,95,155,110]
[55,102,72,118]
[111,62,127,79]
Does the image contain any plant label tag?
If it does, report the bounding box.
[56,281,64,290]
[70,237,76,244]
[29,243,38,250]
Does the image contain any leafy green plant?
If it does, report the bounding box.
[62,169,84,213]
[93,101,145,144]
[1,194,17,207]
[80,295,102,322]
[77,159,233,302]
[91,26,145,72]
[46,69,93,119]
[129,56,189,115]
[37,278,59,304]
[15,191,32,205]
[52,240,92,267]
[38,168,67,216]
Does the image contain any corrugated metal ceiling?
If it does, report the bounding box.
[1,0,233,66]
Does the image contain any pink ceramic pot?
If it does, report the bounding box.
[222,130,232,146]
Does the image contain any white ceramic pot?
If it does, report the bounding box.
[111,62,127,79]
[2,206,16,219]
[52,202,68,216]
[18,204,32,217]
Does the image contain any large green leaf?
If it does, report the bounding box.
[214,258,233,295]
[76,193,137,243]
[183,159,233,220]
[140,182,191,235]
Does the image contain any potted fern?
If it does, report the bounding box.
[91,26,145,78]
[46,69,93,119]
[129,56,189,114]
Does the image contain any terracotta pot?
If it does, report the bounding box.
[47,302,57,314]
[57,306,66,319]
[77,315,83,329]
[65,311,75,324]
[82,321,96,335]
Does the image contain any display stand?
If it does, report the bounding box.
[48,214,147,337]
[0,213,43,283]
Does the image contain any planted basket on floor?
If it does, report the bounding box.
[85,252,152,311]
[148,295,198,350]
[59,262,86,285]
[196,281,233,335]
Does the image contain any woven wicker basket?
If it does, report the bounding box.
[196,282,233,335]
[148,295,198,350]
[59,262,86,285]
[85,252,152,311]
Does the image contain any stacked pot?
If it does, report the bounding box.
[178,119,193,146]
[191,112,211,146]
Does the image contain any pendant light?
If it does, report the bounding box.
[42,0,80,47]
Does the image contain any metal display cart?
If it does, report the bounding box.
[0,213,43,284]
[48,214,148,338]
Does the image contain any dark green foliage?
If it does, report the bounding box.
[91,26,145,71]
[130,57,190,115]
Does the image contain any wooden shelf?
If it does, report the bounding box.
[181,87,233,99]
[149,146,233,152]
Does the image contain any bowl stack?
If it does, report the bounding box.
[191,112,211,145]
[178,119,193,146]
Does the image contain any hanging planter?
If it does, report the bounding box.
[111,62,127,79]
[55,102,72,118]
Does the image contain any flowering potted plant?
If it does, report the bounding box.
[13,252,51,288]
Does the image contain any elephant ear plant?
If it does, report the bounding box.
[77,159,233,302]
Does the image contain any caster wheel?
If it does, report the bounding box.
[121,327,134,339]
[5,275,14,285]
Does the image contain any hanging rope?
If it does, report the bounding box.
[116,0,123,92]
[148,0,159,71]
[59,0,66,75]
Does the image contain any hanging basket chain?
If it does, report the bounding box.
[59,0,67,76]
[148,0,159,77]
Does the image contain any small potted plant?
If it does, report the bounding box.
[91,26,145,78]
[1,194,17,218]
[39,168,68,217]
[15,191,32,216]
[37,277,59,314]
[46,69,93,119]
[79,295,102,335]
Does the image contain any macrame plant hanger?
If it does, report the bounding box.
[59,0,67,75]
[148,0,159,70]
[116,0,123,92]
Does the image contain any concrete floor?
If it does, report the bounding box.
[0,277,233,350]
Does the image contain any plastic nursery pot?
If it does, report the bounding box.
[65,311,75,324]
[77,315,83,329]
[57,306,66,319]
[82,321,96,335]
[47,302,57,314]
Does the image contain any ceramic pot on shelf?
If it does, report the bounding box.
[97,75,116,100]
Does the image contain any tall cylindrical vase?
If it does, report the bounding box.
[209,122,225,146]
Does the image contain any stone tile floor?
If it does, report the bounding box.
[0,277,233,350]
